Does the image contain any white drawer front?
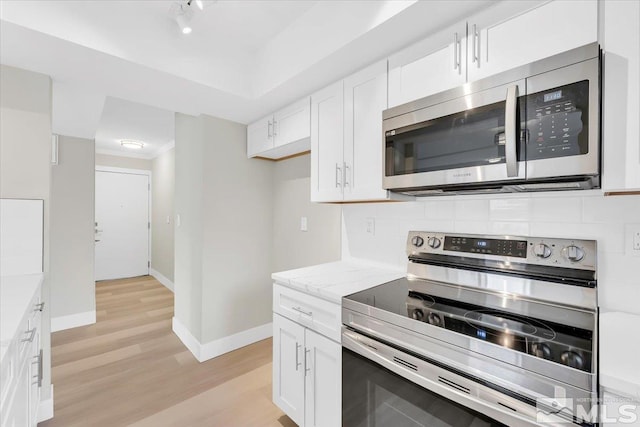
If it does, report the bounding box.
[273,285,341,343]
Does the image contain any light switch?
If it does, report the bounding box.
[300,216,308,232]
[166,215,171,224]
[176,214,181,228]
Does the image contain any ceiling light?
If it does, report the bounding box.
[176,13,192,34]
[121,140,144,150]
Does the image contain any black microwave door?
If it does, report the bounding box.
[383,81,527,190]
[524,58,600,180]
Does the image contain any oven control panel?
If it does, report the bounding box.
[407,231,596,271]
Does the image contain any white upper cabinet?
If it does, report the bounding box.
[388,22,467,108]
[311,61,401,203]
[467,0,598,82]
[311,81,344,202]
[388,1,598,108]
[343,60,389,201]
[247,114,273,157]
[601,0,640,192]
[247,97,311,159]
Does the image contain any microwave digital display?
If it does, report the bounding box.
[543,90,563,103]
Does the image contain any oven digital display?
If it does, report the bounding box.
[444,236,528,258]
[543,90,563,103]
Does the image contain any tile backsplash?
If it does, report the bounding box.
[342,190,640,315]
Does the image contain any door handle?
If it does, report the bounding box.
[273,119,278,136]
[295,342,301,371]
[34,302,45,312]
[453,32,460,72]
[472,24,479,67]
[305,348,311,374]
[22,328,36,343]
[292,306,313,317]
[268,120,273,139]
[343,162,350,187]
[505,85,519,177]
[335,163,342,188]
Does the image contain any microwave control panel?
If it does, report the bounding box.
[525,80,589,160]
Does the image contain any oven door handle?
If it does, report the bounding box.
[505,85,519,178]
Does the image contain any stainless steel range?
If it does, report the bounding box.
[342,231,598,427]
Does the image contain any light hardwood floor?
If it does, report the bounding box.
[40,275,296,427]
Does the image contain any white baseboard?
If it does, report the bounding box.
[172,317,272,363]
[38,384,54,422]
[51,310,96,332]
[171,316,202,361]
[149,268,174,292]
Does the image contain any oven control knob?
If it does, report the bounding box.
[532,342,553,360]
[560,351,585,370]
[564,245,585,262]
[427,237,441,249]
[411,236,424,248]
[427,312,442,327]
[411,309,424,321]
[533,243,552,259]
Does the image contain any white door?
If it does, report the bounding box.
[304,329,341,427]
[273,314,305,426]
[95,170,149,281]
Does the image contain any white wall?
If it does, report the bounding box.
[95,153,152,171]
[272,154,342,272]
[342,191,640,315]
[50,135,96,325]
[0,64,53,402]
[151,147,175,283]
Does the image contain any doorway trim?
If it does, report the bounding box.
[95,165,152,277]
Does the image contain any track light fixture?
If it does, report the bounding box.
[175,3,193,35]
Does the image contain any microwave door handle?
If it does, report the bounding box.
[505,85,518,177]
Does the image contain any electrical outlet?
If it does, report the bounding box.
[634,230,640,251]
[366,218,375,235]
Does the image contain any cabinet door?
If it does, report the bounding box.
[304,329,341,427]
[247,114,273,158]
[273,314,305,426]
[468,0,598,82]
[28,311,41,425]
[2,355,31,427]
[343,60,389,201]
[310,81,344,202]
[274,97,311,148]
[388,22,467,108]
[602,0,640,191]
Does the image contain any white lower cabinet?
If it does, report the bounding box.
[272,285,342,427]
[0,288,43,427]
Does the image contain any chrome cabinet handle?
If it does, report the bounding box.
[292,306,313,317]
[295,342,301,371]
[273,119,278,136]
[343,162,350,187]
[305,348,311,374]
[453,32,459,71]
[22,328,36,343]
[472,24,479,67]
[34,302,45,312]
[505,85,519,177]
[335,163,342,188]
[268,120,273,139]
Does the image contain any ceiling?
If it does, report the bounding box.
[95,98,175,159]
[0,0,494,156]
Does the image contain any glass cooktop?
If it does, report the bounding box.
[344,278,593,372]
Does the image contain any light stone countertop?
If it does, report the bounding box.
[272,259,405,304]
[600,311,640,401]
[0,273,43,364]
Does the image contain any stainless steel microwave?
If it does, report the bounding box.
[383,43,601,195]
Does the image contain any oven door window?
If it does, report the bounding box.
[385,100,524,176]
[342,348,506,427]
